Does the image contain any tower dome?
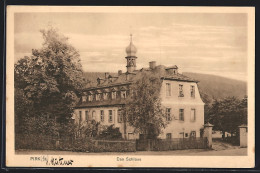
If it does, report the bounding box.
[125,34,138,73]
[125,34,137,56]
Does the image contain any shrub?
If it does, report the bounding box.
[96,125,123,140]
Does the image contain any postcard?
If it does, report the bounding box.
[6,6,255,168]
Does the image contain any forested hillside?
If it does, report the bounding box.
[183,72,247,101]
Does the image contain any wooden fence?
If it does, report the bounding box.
[92,139,136,152]
[15,134,136,152]
[136,137,208,151]
[16,134,208,152]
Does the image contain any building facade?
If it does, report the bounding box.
[73,35,205,140]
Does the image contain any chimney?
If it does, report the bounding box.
[149,61,156,69]
[97,77,101,85]
[105,72,109,79]
[118,70,122,76]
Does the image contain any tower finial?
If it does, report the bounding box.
[130,34,132,43]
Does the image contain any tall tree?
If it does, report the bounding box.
[15,27,86,136]
[199,90,213,124]
[122,72,167,139]
[207,96,247,137]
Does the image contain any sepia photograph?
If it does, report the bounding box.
[6,6,255,168]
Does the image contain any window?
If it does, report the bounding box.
[185,133,189,137]
[103,93,108,100]
[179,109,184,121]
[112,92,117,99]
[179,84,184,97]
[166,83,171,96]
[166,133,172,139]
[95,93,101,101]
[100,110,104,122]
[166,108,171,121]
[190,131,196,138]
[79,111,82,122]
[121,91,127,99]
[109,110,113,123]
[190,109,196,122]
[191,85,195,98]
[82,96,87,102]
[118,110,123,123]
[109,77,113,83]
[88,95,92,102]
[85,111,89,121]
[92,111,96,120]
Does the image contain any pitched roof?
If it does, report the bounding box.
[166,65,178,69]
[163,73,199,82]
[76,65,198,108]
[84,65,198,90]
[75,98,128,108]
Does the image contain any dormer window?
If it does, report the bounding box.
[96,94,101,101]
[88,95,93,102]
[103,93,108,100]
[112,91,117,99]
[108,75,113,83]
[121,91,127,99]
[179,84,184,97]
[110,87,118,99]
[166,65,178,75]
[82,96,87,102]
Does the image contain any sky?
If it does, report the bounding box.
[14,13,248,81]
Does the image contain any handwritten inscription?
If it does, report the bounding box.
[30,156,73,166]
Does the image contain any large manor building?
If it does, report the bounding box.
[73,35,205,140]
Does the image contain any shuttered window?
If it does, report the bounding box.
[109,110,113,123]
[166,83,171,96]
[166,108,171,121]
[179,109,184,121]
[190,109,196,122]
[100,110,104,122]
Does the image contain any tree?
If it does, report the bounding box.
[15,27,86,137]
[199,90,213,124]
[81,120,100,138]
[207,96,247,138]
[122,72,167,139]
